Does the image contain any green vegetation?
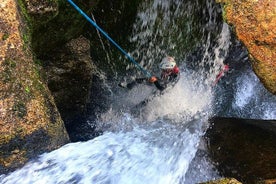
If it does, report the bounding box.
[3,58,16,68]
[222,5,227,22]
[12,101,27,118]
[17,0,33,27]
[2,33,9,41]
[1,59,16,83]
[2,68,13,83]
[25,86,30,94]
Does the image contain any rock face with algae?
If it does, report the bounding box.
[44,35,95,124]
[217,0,276,94]
[199,178,242,184]
[0,0,69,174]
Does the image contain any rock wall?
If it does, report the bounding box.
[216,0,276,94]
[199,178,242,184]
[0,0,69,174]
[205,118,276,183]
[44,35,94,125]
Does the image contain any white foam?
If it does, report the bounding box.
[1,122,202,184]
[234,73,256,109]
[142,75,213,122]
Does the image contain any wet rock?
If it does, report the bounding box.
[44,35,95,125]
[199,178,242,184]
[18,0,59,25]
[0,0,69,174]
[23,0,58,15]
[216,0,276,94]
[205,117,276,184]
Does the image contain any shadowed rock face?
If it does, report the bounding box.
[44,36,94,125]
[216,0,276,94]
[0,0,69,174]
[205,118,276,184]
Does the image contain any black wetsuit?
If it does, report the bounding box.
[122,66,180,91]
[153,71,180,91]
[124,72,179,91]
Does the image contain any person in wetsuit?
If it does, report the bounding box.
[120,56,180,91]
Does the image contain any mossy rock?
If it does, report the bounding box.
[0,0,69,174]
[216,0,276,94]
[199,178,242,184]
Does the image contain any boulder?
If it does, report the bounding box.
[205,118,276,183]
[199,178,242,184]
[216,0,276,94]
[0,0,69,174]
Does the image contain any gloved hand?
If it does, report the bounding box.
[136,78,146,84]
[148,76,158,83]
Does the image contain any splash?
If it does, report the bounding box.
[141,73,213,123]
[1,121,203,184]
[231,70,276,119]
[199,22,231,86]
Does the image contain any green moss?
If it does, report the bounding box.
[32,0,88,57]
[15,0,98,61]
[199,178,242,184]
[17,0,34,54]
[22,33,31,46]
[222,5,227,22]
[34,58,42,66]
[25,86,30,94]
[15,0,56,95]
[32,74,46,93]
[17,0,62,57]
[17,0,33,27]
[3,59,16,68]
[2,68,13,83]
[2,33,9,41]
[216,2,230,25]
[12,102,27,118]
[1,59,16,83]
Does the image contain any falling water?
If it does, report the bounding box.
[217,68,276,119]
[1,118,206,184]
[1,0,275,183]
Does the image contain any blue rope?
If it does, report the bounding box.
[67,0,152,78]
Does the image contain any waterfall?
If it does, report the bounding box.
[0,121,205,184]
[226,69,276,119]
[1,0,275,183]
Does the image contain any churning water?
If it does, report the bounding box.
[1,0,275,183]
[0,119,207,184]
[1,72,216,184]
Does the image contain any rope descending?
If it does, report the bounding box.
[67,0,152,78]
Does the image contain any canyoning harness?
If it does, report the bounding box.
[67,0,152,78]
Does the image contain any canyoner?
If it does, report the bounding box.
[119,56,181,111]
[119,56,180,91]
